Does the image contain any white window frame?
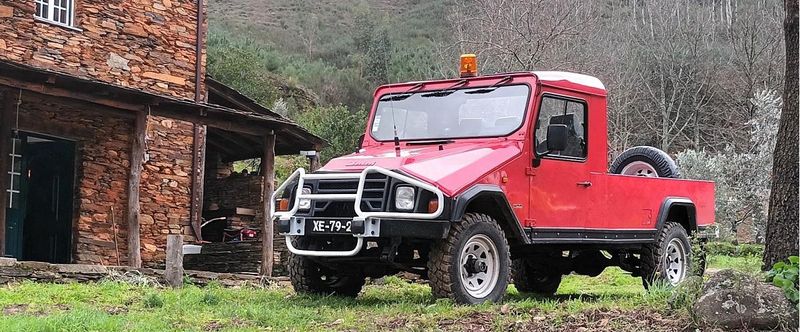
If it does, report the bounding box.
[34,0,78,30]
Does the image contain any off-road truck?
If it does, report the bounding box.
[272,56,715,304]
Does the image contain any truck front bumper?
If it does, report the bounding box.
[278,217,451,257]
[271,166,448,257]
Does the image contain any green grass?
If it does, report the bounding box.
[707,254,763,275]
[0,254,759,331]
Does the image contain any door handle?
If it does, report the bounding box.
[576,181,592,187]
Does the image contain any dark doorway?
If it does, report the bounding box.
[4,133,75,263]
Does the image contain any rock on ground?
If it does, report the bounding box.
[693,269,799,330]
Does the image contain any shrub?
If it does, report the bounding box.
[705,241,763,257]
[143,293,164,308]
[766,256,799,304]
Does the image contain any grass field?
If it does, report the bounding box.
[0,255,762,331]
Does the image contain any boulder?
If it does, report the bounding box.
[693,269,799,330]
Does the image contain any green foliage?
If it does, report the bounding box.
[142,293,164,308]
[767,256,799,303]
[200,292,221,306]
[705,241,764,257]
[296,105,368,163]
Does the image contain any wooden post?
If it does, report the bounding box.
[309,152,321,172]
[260,132,276,277]
[189,124,206,241]
[165,234,184,287]
[127,110,146,267]
[0,93,13,256]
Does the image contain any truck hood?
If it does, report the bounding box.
[320,140,523,196]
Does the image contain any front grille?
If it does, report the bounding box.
[310,173,389,217]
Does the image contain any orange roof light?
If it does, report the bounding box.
[460,54,477,78]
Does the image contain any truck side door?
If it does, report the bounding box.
[527,93,594,232]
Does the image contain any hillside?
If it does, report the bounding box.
[206,0,451,111]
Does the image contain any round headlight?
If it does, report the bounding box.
[395,186,415,211]
[298,187,312,210]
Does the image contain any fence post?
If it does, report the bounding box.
[165,234,184,287]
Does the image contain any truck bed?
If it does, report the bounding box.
[589,172,715,230]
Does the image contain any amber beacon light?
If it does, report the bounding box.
[460,54,478,77]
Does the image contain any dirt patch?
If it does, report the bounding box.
[376,317,410,330]
[2,304,28,315]
[106,306,128,315]
[204,320,223,331]
[429,308,690,332]
[438,312,496,332]
[517,308,688,332]
[2,303,70,316]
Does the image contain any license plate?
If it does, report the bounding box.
[310,220,352,234]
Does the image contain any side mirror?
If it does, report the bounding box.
[355,134,365,152]
[546,124,568,152]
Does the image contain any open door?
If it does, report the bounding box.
[4,133,75,263]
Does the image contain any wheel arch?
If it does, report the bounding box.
[452,185,531,245]
[657,197,697,236]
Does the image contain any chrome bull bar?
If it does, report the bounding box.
[270,166,445,257]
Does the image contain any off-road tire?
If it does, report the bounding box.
[610,146,681,178]
[288,238,365,297]
[640,222,692,289]
[511,258,562,295]
[427,213,511,304]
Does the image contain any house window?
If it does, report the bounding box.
[35,0,75,27]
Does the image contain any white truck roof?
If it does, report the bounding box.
[533,71,605,90]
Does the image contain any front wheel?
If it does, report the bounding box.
[288,238,365,297]
[427,213,511,304]
[640,222,692,288]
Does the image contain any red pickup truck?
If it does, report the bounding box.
[273,56,715,304]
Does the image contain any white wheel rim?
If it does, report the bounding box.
[620,161,659,177]
[664,239,687,285]
[459,234,500,299]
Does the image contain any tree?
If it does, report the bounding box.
[763,0,799,269]
[296,105,368,163]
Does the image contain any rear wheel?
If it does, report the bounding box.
[428,213,510,304]
[640,222,692,288]
[610,146,680,178]
[288,238,365,297]
[512,258,562,295]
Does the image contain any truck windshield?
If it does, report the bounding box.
[370,84,530,141]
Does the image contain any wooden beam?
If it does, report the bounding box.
[189,124,206,242]
[127,110,146,267]
[0,76,146,112]
[260,133,276,277]
[0,92,14,256]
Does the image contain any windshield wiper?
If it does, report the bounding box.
[465,76,513,94]
[405,139,455,146]
[380,94,413,102]
[421,79,469,98]
[378,82,426,102]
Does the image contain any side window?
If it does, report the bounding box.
[534,96,587,159]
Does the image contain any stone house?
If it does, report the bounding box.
[0,0,323,273]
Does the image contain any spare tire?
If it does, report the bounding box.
[610,146,680,178]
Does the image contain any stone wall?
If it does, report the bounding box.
[139,116,196,267]
[3,90,134,266]
[1,90,200,268]
[0,0,207,100]
[201,159,289,275]
[204,173,262,230]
